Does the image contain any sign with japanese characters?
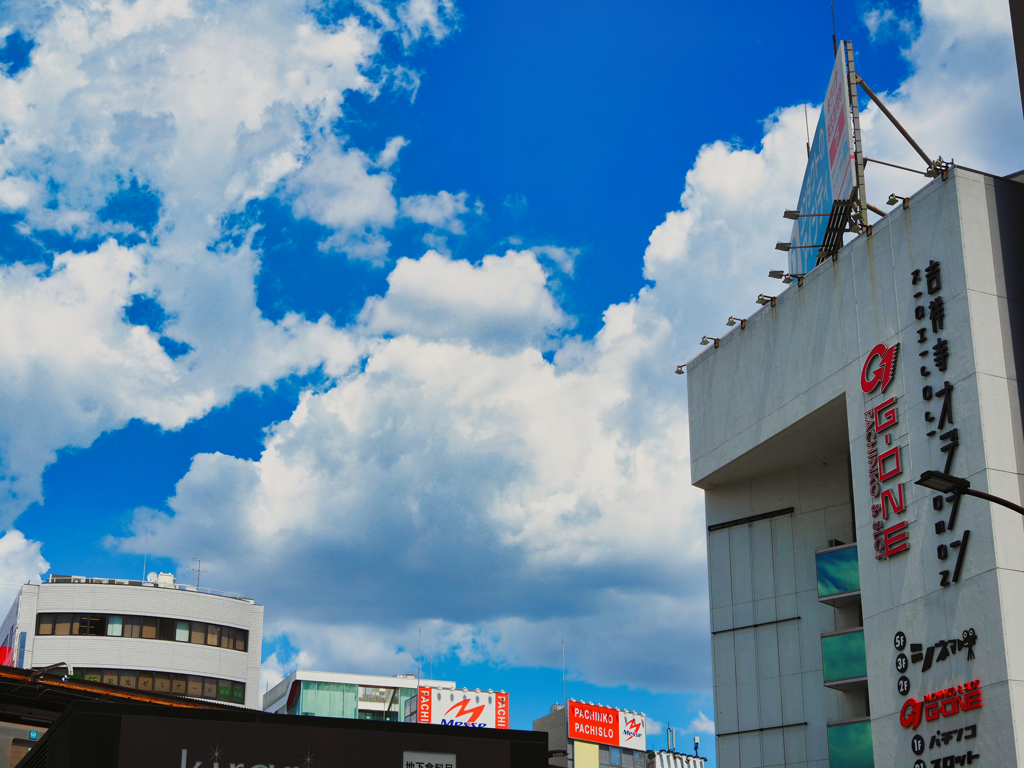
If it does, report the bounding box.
[566,700,646,750]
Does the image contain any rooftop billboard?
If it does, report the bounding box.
[416,686,509,729]
[566,699,647,751]
[789,46,855,275]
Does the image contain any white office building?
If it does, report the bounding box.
[0,572,264,708]
[686,167,1024,767]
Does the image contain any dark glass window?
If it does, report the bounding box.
[231,681,245,704]
[220,626,235,649]
[235,629,247,652]
[157,618,176,642]
[190,622,206,644]
[125,616,142,638]
[142,617,157,639]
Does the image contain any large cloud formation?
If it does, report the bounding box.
[1,0,1020,694]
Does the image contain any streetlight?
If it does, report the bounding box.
[915,470,1024,516]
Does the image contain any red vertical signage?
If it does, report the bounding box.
[494,691,509,729]
[418,686,432,724]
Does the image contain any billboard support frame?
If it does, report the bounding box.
[844,41,869,230]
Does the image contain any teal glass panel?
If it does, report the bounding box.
[300,680,316,715]
[343,683,358,719]
[817,546,860,597]
[822,630,867,683]
[827,720,875,768]
[399,688,416,722]
[316,681,332,716]
[330,682,345,718]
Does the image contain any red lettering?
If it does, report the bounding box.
[874,397,898,431]
[878,445,902,482]
[941,698,960,717]
[963,690,983,710]
[881,484,905,517]
[901,699,923,729]
[862,343,900,394]
[884,521,909,557]
[925,701,941,721]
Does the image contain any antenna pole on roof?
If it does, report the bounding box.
[142,523,149,581]
[804,104,811,158]
[831,0,838,55]
[561,639,565,707]
[417,626,421,689]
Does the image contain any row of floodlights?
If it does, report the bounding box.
[677,269,807,374]
[774,195,910,250]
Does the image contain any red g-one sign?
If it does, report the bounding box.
[567,700,646,750]
[861,342,899,394]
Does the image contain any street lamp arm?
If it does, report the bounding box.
[963,488,1024,516]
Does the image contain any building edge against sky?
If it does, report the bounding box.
[685,167,1024,767]
[0,573,263,709]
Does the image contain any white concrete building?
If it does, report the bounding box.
[685,168,1024,767]
[0,573,264,708]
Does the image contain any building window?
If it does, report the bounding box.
[33,613,248,652]
[598,744,610,765]
[72,667,245,704]
[610,747,621,766]
[827,719,875,768]
[822,628,868,684]
[816,544,861,598]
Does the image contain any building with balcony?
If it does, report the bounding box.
[685,167,1024,767]
[0,573,264,708]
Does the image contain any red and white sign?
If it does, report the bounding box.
[900,679,983,730]
[419,687,509,729]
[567,700,646,750]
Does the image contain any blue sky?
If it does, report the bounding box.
[0,0,1020,764]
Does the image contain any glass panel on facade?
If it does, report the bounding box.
[611,747,621,766]
[107,615,123,637]
[300,680,316,714]
[232,682,245,704]
[54,614,71,635]
[36,614,53,635]
[175,621,190,642]
[154,672,171,693]
[102,670,118,686]
[822,629,868,683]
[217,679,232,701]
[125,616,142,638]
[827,720,875,768]
[204,678,218,698]
[206,624,220,646]
[172,675,188,695]
[119,670,137,689]
[817,545,861,597]
[138,672,154,691]
[81,669,101,682]
[221,626,235,649]
[191,622,206,644]
[142,617,158,639]
[187,675,203,697]
[316,681,332,716]
[235,629,247,652]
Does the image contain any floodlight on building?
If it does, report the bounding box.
[775,242,792,252]
[675,365,686,375]
[755,294,777,307]
[700,336,720,348]
[768,269,785,279]
[783,209,800,220]
[916,470,1024,515]
[887,193,910,209]
[726,316,747,330]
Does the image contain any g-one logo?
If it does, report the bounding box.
[861,342,900,395]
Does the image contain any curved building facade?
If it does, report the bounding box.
[1,573,263,709]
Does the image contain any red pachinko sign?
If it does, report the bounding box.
[418,686,432,724]
[861,342,908,560]
[900,679,983,730]
[495,691,509,729]
[568,701,620,746]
